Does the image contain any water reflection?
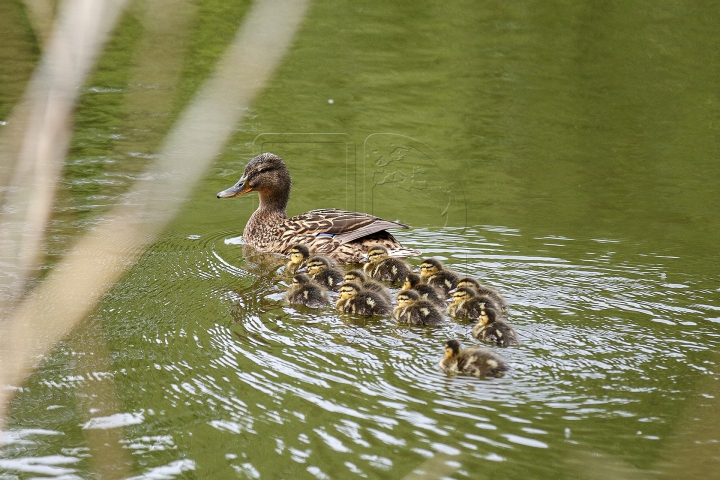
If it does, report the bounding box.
[2,224,718,477]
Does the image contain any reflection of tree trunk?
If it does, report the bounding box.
[72,326,133,479]
[119,0,196,158]
[655,369,720,479]
[1,0,312,435]
[74,3,196,476]
[21,0,56,47]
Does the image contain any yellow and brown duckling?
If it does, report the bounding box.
[455,277,508,312]
[402,273,445,308]
[285,244,310,275]
[419,258,460,295]
[217,153,420,263]
[472,304,519,347]
[439,339,508,377]
[306,255,345,292]
[363,245,412,283]
[285,274,330,308]
[343,270,392,303]
[447,287,502,320]
[336,282,392,317]
[393,290,445,326]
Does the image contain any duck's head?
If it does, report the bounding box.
[288,244,310,265]
[217,153,291,205]
[456,277,480,291]
[396,289,420,308]
[365,246,389,263]
[338,282,362,301]
[307,256,332,275]
[450,287,476,305]
[444,339,461,359]
[419,258,443,278]
[292,274,313,286]
[403,273,421,291]
[477,304,498,326]
[344,270,367,284]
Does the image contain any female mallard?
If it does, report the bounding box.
[363,246,412,283]
[393,290,445,326]
[306,256,345,292]
[343,270,392,303]
[472,304,519,347]
[285,244,310,275]
[439,340,507,377]
[217,153,420,263]
[402,273,445,308]
[455,277,508,312]
[447,287,502,320]
[419,258,460,295]
[285,274,330,308]
[336,282,392,317]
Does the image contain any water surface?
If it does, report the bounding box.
[2,0,720,478]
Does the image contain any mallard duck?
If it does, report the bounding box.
[472,304,519,347]
[217,153,420,263]
[343,270,392,303]
[306,256,345,292]
[439,339,507,377]
[402,273,445,308]
[285,274,330,308]
[447,287,502,319]
[392,290,445,325]
[455,277,508,311]
[363,246,412,283]
[419,258,460,295]
[336,282,392,317]
[285,244,310,275]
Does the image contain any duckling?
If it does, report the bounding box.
[363,245,411,283]
[402,273,445,308]
[306,256,345,291]
[419,258,460,295]
[285,274,330,308]
[472,304,519,347]
[447,287,502,320]
[343,270,392,303]
[393,290,445,326]
[285,244,310,275]
[438,339,508,377]
[455,277,508,311]
[336,282,392,317]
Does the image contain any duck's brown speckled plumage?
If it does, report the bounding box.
[217,153,420,263]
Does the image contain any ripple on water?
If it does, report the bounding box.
[4,227,718,477]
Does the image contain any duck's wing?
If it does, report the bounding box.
[286,208,408,245]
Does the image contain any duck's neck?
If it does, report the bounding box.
[243,189,289,248]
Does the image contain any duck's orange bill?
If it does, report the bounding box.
[217,177,252,198]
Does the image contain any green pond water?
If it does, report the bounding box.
[2,0,720,478]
